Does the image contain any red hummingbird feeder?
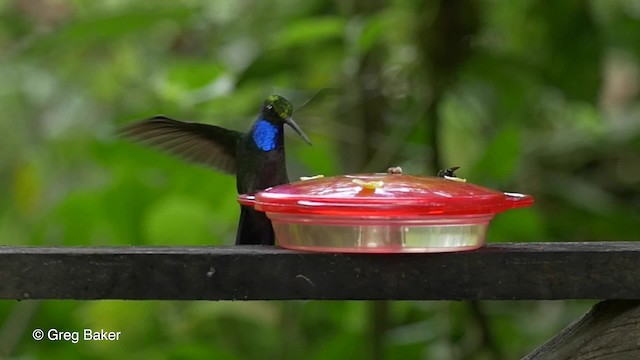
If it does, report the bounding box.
[238,169,533,253]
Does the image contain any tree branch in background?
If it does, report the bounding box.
[370,301,389,360]
[416,1,504,359]
[346,0,390,357]
[416,0,479,173]
[466,301,505,360]
[338,0,389,173]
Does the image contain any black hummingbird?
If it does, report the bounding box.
[120,95,311,245]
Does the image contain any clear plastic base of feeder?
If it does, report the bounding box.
[269,214,493,253]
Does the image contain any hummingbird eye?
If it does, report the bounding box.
[264,103,281,118]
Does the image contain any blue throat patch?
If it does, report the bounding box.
[252,120,279,152]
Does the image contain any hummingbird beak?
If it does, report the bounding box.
[285,118,312,145]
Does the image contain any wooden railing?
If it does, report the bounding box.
[2,242,639,359]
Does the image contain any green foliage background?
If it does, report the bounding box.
[1,0,639,358]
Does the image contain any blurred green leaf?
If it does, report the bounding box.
[143,195,221,245]
[471,127,521,183]
[12,161,42,216]
[310,332,365,360]
[358,15,385,53]
[28,7,195,53]
[166,60,227,91]
[273,17,345,48]
[488,208,545,242]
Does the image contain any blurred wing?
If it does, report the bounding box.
[120,116,241,174]
[271,87,340,114]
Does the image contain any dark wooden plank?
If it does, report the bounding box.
[0,242,639,300]
[523,300,640,360]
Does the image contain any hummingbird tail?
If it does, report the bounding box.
[235,206,275,245]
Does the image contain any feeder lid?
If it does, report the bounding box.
[238,173,534,216]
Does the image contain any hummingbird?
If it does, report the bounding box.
[120,95,312,245]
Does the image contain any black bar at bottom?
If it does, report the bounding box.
[0,242,638,300]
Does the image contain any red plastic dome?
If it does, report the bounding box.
[239,173,533,217]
